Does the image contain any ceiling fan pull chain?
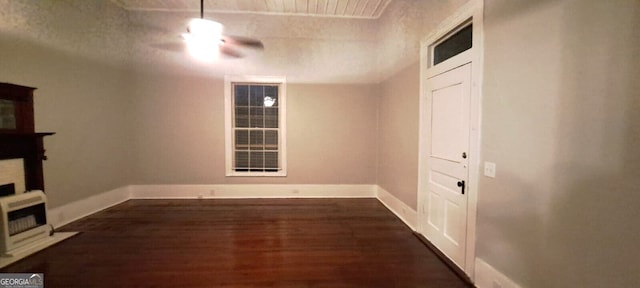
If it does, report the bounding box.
[200,0,204,19]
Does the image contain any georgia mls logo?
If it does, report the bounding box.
[28,274,43,285]
[0,273,43,287]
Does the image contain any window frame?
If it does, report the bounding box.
[426,19,473,78]
[432,23,472,66]
[224,75,287,177]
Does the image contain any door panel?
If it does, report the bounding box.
[422,63,471,269]
[427,192,441,230]
[444,200,461,244]
[431,84,465,161]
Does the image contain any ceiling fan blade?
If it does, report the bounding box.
[220,46,244,58]
[153,40,245,59]
[150,41,186,52]
[222,35,264,49]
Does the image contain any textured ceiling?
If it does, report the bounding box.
[110,0,392,19]
[0,0,468,84]
[124,9,381,83]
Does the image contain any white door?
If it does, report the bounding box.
[422,63,471,268]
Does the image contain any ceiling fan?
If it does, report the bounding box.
[180,0,264,61]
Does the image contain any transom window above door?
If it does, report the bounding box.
[431,22,473,66]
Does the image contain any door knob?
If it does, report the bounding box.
[457,180,465,195]
[462,152,467,159]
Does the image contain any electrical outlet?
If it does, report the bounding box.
[210,190,215,196]
[292,189,300,194]
[484,161,496,178]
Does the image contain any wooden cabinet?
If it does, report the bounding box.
[0,83,54,192]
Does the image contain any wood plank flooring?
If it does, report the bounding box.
[1,199,470,287]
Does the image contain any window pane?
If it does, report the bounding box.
[234,85,249,106]
[250,107,264,128]
[265,130,278,150]
[235,130,249,150]
[235,107,249,128]
[249,108,264,128]
[250,152,264,169]
[264,108,278,128]
[250,85,264,107]
[265,86,278,107]
[265,152,278,169]
[249,130,264,150]
[434,24,472,65]
[235,151,249,168]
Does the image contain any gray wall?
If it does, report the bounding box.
[375,0,468,210]
[0,0,133,208]
[477,0,640,286]
[130,71,378,185]
[0,35,134,208]
[376,62,420,209]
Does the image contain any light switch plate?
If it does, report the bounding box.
[484,162,496,178]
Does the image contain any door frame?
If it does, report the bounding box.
[417,0,484,280]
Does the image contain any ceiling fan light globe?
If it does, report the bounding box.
[187,18,223,39]
[184,19,223,62]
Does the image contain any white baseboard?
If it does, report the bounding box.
[475,258,522,288]
[47,184,421,235]
[130,184,377,199]
[375,186,418,231]
[48,186,131,228]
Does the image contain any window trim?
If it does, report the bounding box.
[426,19,473,78]
[224,75,287,177]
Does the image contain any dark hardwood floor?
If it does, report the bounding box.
[1,199,470,287]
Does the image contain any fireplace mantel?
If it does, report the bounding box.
[0,83,54,192]
[0,135,55,194]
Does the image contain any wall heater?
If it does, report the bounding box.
[0,190,51,256]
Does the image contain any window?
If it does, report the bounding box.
[433,23,472,66]
[225,76,286,176]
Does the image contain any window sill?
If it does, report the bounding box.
[226,171,287,177]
